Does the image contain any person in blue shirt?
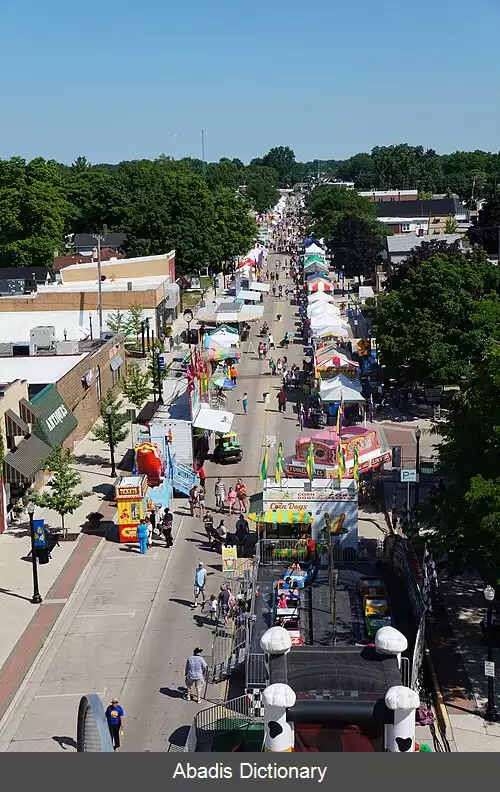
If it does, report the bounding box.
[193,563,207,609]
[137,519,148,554]
[105,698,124,750]
[282,576,293,589]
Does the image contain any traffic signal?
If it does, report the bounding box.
[392,446,402,468]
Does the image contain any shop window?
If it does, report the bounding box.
[111,364,122,387]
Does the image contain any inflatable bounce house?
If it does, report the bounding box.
[135,441,165,488]
[259,625,420,752]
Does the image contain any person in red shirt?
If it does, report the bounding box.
[307,536,316,563]
[277,388,287,413]
[197,464,206,491]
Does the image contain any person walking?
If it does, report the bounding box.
[105,698,124,751]
[226,486,237,515]
[215,477,225,511]
[162,507,173,547]
[277,358,283,376]
[298,402,305,431]
[242,392,248,415]
[277,388,287,414]
[146,516,153,549]
[137,518,148,554]
[197,464,207,491]
[268,333,275,350]
[169,335,175,352]
[193,562,207,609]
[149,507,157,536]
[185,648,207,703]
[235,478,248,513]
[230,364,238,385]
[198,487,206,518]
[218,584,231,626]
[188,484,199,517]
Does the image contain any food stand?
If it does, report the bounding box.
[115,475,148,543]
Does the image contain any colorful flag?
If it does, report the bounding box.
[337,443,346,484]
[336,391,344,435]
[275,442,284,484]
[353,443,360,483]
[260,443,269,481]
[369,393,374,423]
[305,442,315,481]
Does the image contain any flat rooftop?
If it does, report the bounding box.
[0,354,88,384]
[38,276,168,294]
[62,252,174,273]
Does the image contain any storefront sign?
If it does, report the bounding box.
[266,489,356,503]
[45,405,69,432]
[118,486,142,498]
[222,546,238,573]
[31,385,77,449]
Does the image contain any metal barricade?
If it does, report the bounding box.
[194,695,263,746]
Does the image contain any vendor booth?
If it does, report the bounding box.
[115,475,148,543]
[319,374,364,404]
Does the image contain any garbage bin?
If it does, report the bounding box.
[263,393,270,405]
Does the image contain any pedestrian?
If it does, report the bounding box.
[277,387,287,414]
[197,464,206,491]
[188,484,198,517]
[269,358,276,376]
[137,518,148,554]
[235,514,249,543]
[282,355,288,371]
[198,487,206,518]
[235,478,248,513]
[207,594,218,622]
[298,402,305,431]
[272,285,276,297]
[185,647,207,703]
[268,333,275,350]
[230,364,238,384]
[215,477,226,511]
[193,562,207,609]
[216,519,227,542]
[277,358,283,376]
[162,507,173,547]
[242,392,248,415]
[105,698,124,751]
[146,516,153,549]
[226,486,237,515]
[169,335,175,352]
[218,584,231,626]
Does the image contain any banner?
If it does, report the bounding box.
[33,519,46,548]
[222,546,238,573]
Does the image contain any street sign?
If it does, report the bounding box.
[400,469,417,483]
[485,661,496,678]
[158,355,165,372]
[425,387,443,404]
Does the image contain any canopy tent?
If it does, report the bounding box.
[245,281,270,293]
[303,236,316,248]
[306,272,329,282]
[319,374,364,403]
[315,346,359,371]
[307,303,341,318]
[304,243,325,256]
[192,403,235,433]
[308,279,333,293]
[304,262,328,275]
[308,291,335,305]
[236,289,261,302]
[237,257,257,269]
[206,325,240,346]
[310,323,349,339]
[195,304,264,323]
[304,255,326,265]
[202,330,240,361]
[212,377,236,390]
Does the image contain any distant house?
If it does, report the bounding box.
[72,232,127,255]
[53,248,125,271]
[358,189,418,202]
[375,198,469,235]
[0,267,53,297]
[385,234,463,267]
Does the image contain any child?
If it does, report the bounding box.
[226,486,237,515]
[277,592,288,608]
[206,594,218,622]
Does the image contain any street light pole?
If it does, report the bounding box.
[94,233,104,340]
[183,308,193,353]
[106,405,117,478]
[145,317,150,352]
[27,503,42,604]
[484,585,499,722]
[415,427,421,509]
[141,321,146,358]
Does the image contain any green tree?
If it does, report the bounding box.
[245,166,279,213]
[468,195,500,253]
[121,363,151,408]
[106,310,128,334]
[444,215,458,233]
[307,186,376,239]
[31,447,91,539]
[125,305,145,341]
[328,214,385,278]
[211,187,257,269]
[260,146,298,187]
[93,389,129,445]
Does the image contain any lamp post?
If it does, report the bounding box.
[414,427,421,509]
[92,233,104,340]
[145,317,150,352]
[141,321,146,358]
[484,585,499,722]
[183,308,193,351]
[27,503,42,604]
[105,405,117,478]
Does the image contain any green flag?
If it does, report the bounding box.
[260,443,269,481]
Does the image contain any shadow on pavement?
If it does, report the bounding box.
[168,724,191,749]
[0,587,33,602]
[160,687,186,700]
[169,598,194,608]
[52,735,77,750]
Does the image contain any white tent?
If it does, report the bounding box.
[208,325,240,347]
[192,403,235,433]
[308,291,335,305]
[309,309,347,328]
[319,374,364,403]
[305,243,325,256]
[307,302,341,317]
[310,322,349,339]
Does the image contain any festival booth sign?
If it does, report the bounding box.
[222,545,238,573]
[319,374,364,403]
[115,475,148,543]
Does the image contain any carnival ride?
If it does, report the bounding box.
[284,426,391,480]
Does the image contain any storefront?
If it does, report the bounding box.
[157,282,181,333]
[249,480,359,547]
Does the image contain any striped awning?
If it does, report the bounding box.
[3,435,53,484]
[4,409,28,437]
[248,510,312,525]
[18,397,40,425]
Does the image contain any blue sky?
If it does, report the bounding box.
[1,0,499,164]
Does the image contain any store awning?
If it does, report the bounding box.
[192,403,234,433]
[110,353,124,371]
[18,397,40,425]
[3,434,53,483]
[30,385,78,449]
[248,510,312,525]
[4,409,29,437]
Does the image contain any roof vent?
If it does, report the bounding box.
[127,281,133,291]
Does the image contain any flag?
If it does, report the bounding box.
[260,443,269,481]
[337,443,346,484]
[353,443,360,483]
[305,442,315,481]
[369,393,374,423]
[275,442,284,484]
[336,391,344,435]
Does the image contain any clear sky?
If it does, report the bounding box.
[1,0,499,164]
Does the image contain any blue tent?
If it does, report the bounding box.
[303,236,316,247]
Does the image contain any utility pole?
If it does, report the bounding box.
[201,129,206,178]
[94,233,104,340]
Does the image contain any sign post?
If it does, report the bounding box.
[400,468,417,516]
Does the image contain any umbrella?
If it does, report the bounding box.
[212,377,236,389]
